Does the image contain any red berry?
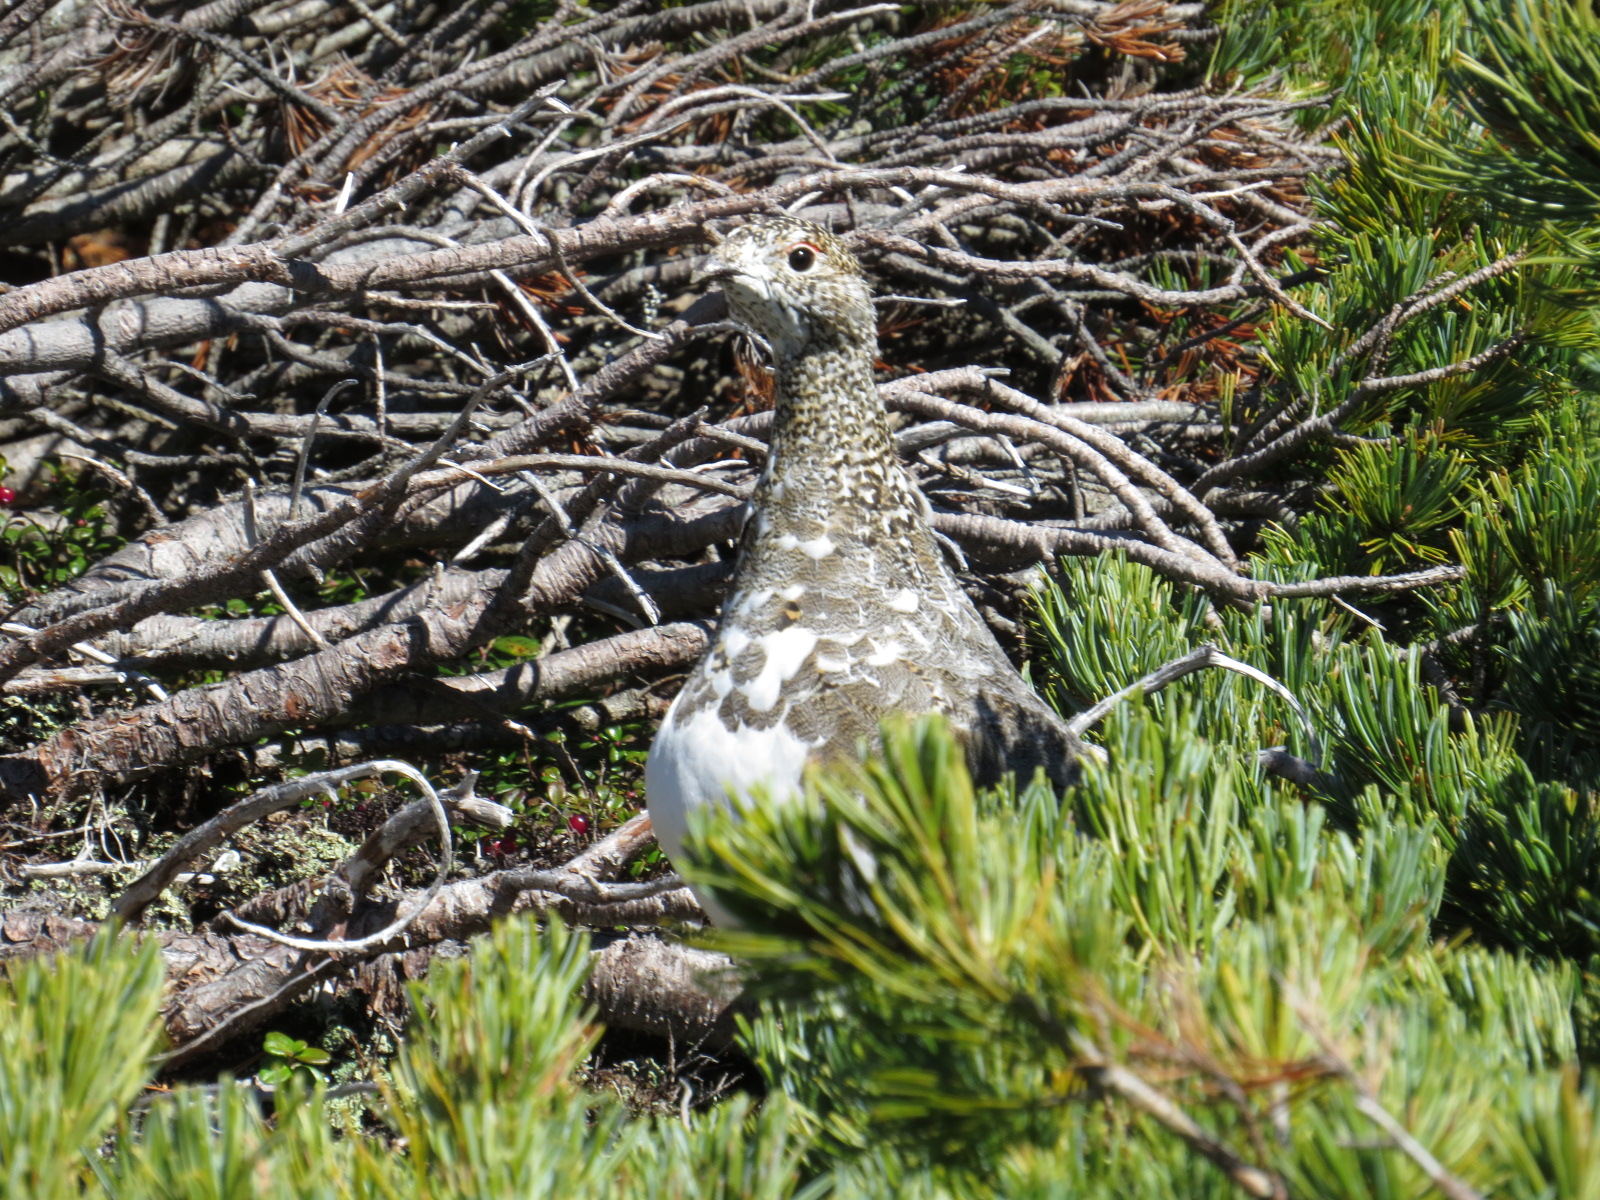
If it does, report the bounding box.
[567,814,590,835]
[0,487,15,505]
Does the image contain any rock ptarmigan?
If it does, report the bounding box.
[646,216,1083,924]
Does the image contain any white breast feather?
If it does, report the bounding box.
[646,697,817,925]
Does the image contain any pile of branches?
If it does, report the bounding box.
[0,0,1495,1062]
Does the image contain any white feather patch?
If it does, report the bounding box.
[865,639,904,667]
[799,535,836,559]
[743,626,820,712]
[646,699,817,924]
[735,589,773,616]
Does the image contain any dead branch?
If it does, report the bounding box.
[0,0,1507,1081]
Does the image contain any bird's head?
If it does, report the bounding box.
[697,216,875,359]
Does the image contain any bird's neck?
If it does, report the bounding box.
[745,332,936,575]
[763,335,895,499]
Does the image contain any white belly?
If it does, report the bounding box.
[646,696,816,925]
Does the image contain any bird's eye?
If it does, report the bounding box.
[787,243,817,272]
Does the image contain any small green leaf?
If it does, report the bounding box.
[263,1031,300,1058]
[494,635,542,658]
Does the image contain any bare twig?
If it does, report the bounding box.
[220,760,454,954]
[1064,645,1321,770]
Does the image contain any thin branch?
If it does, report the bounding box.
[220,760,454,954]
[1078,1057,1283,1199]
[1065,645,1322,770]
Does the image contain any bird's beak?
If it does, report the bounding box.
[693,249,740,288]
